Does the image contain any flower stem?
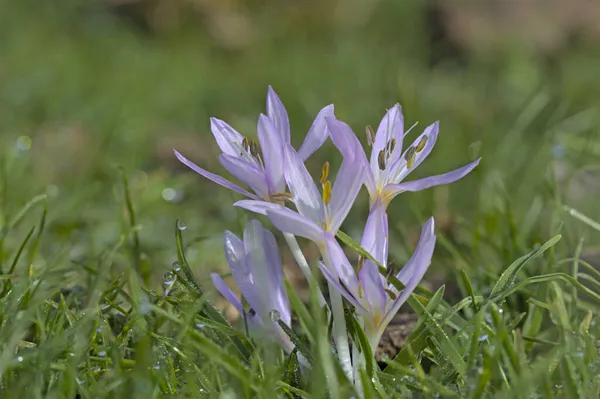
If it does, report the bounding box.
[328,285,354,383]
[352,316,366,397]
[282,232,327,308]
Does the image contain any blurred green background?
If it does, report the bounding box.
[1,0,599,301]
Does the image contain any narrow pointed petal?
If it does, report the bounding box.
[266,86,290,142]
[210,117,244,157]
[382,158,481,205]
[219,154,270,200]
[360,200,389,265]
[243,220,290,324]
[326,116,376,196]
[234,199,282,215]
[211,273,243,313]
[379,217,436,335]
[370,105,404,179]
[257,114,286,193]
[323,233,360,293]
[283,144,324,222]
[389,121,439,184]
[298,104,335,161]
[359,260,387,318]
[265,206,324,243]
[329,154,366,233]
[223,231,260,312]
[174,149,259,199]
[318,262,368,314]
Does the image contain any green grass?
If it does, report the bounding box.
[1,0,600,397]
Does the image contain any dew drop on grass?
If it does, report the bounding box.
[268,309,280,322]
[176,220,187,231]
[98,351,106,357]
[163,271,174,282]
[172,262,181,272]
[17,356,23,362]
[478,335,488,342]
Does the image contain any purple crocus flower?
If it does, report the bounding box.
[174,86,334,202]
[233,123,366,253]
[211,220,293,352]
[326,106,480,210]
[319,217,436,350]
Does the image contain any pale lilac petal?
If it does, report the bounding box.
[329,154,366,233]
[323,233,360,294]
[211,273,243,313]
[382,158,481,204]
[360,201,389,266]
[318,262,368,314]
[257,114,286,193]
[389,121,439,184]
[234,199,282,215]
[326,117,376,196]
[298,104,335,161]
[283,145,324,223]
[243,220,290,325]
[174,149,259,199]
[370,105,404,180]
[219,154,270,200]
[359,260,387,318]
[265,206,324,242]
[210,117,244,157]
[379,217,436,334]
[266,86,290,143]
[223,231,260,312]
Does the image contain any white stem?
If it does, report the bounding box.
[328,285,354,383]
[282,232,327,308]
[352,316,366,396]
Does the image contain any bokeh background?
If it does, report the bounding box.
[2,0,599,313]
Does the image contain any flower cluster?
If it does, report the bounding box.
[174,86,480,386]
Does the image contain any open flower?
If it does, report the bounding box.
[319,217,436,350]
[211,220,293,351]
[175,86,334,202]
[327,106,480,210]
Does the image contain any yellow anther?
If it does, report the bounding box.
[365,125,374,146]
[377,150,386,170]
[416,135,428,153]
[249,140,259,158]
[386,138,396,154]
[320,162,330,184]
[357,256,365,274]
[404,145,416,169]
[242,137,250,152]
[322,180,332,204]
[384,289,397,300]
[271,192,294,202]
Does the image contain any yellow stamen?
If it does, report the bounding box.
[386,138,396,154]
[416,135,427,152]
[322,180,332,204]
[404,145,416,169]
[377,150,386,170]
[242,136,250,152]
[384,289,397,300]
[365,125,374,146]
[249,140,259,158]
[357,256,365,274]
[320,162,330,184]
[271,192,294,202]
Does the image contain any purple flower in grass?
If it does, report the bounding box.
[327,106,480,210]
[234,120,366,254]
[175,86,334,202]
[319,217,436,350]
[211,220,293,352]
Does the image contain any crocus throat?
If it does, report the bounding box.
[321,161,333,231]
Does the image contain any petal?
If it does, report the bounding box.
[210,117,244,157]
[359,260,387,318]
[323,233,360,294]
[266,86,290,143]
[243,220,290,324]
[265,206,324,243]
[318,262,368,315]
[258,114,286,193]
[328,154,366,233]
[211,273,243,313]
[360,200,389,265]
[219,154,270,200]
[379,217,436,335]
[298,104,335,161]
[382,158,481,205]
[370,105,404,181]
[234,199,282,215]
[223,230,260,311]
[283,144,324,223]
[174,149,259,199]
[389,121,439,184]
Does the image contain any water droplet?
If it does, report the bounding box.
[172,262,181,272]
[16,136,32,151]
[195,323,205,329]
[268,309,280,322]
[17,356,23,362]
[554,384,562,389]
[176,220,187,231]
[162,188,183,202]
[498,308,503,314]
[98,351,106,357]
[478,335,488,342]
[163,271,174,281]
